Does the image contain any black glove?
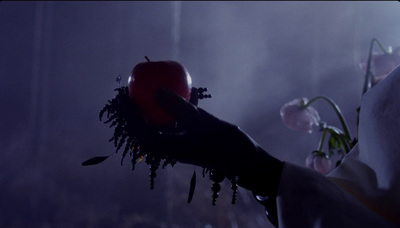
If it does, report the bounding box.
[96,86,283,227]
[137,87,284,198]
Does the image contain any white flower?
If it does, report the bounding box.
[280,98,320,134]
[305,152,332,175]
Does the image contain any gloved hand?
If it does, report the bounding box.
[134,87,284,198]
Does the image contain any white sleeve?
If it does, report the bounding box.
[276,162,398,228]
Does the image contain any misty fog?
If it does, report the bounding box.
[1,1,399,228]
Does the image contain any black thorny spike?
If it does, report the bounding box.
[146,154,161,190]
[231,176,239,204]
[203,168,239,205]
[209,169,225,206]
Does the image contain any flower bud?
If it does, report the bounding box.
[305,152,332,175]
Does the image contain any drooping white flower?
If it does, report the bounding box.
[360,47,400,85]
[280,98,320,134]
[305,152,332,175]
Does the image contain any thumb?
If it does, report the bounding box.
[155,87,201,126]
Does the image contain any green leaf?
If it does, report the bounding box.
[187,170,196,203]
[329,135,336,149]
[81,156,110,166]
[331,133,343,148]
[336,133,352,153]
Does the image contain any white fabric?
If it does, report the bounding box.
[276,65,400,227]
[277,163,397,228]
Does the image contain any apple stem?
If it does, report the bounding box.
[145,56,151,62]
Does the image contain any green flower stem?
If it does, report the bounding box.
[362,38,389,95]
[305,96,352,142]
[373,38,390,55]
[317,127,329,152]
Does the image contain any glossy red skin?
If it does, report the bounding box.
[128,60,192,127]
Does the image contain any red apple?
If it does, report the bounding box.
[128,60,192,127]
